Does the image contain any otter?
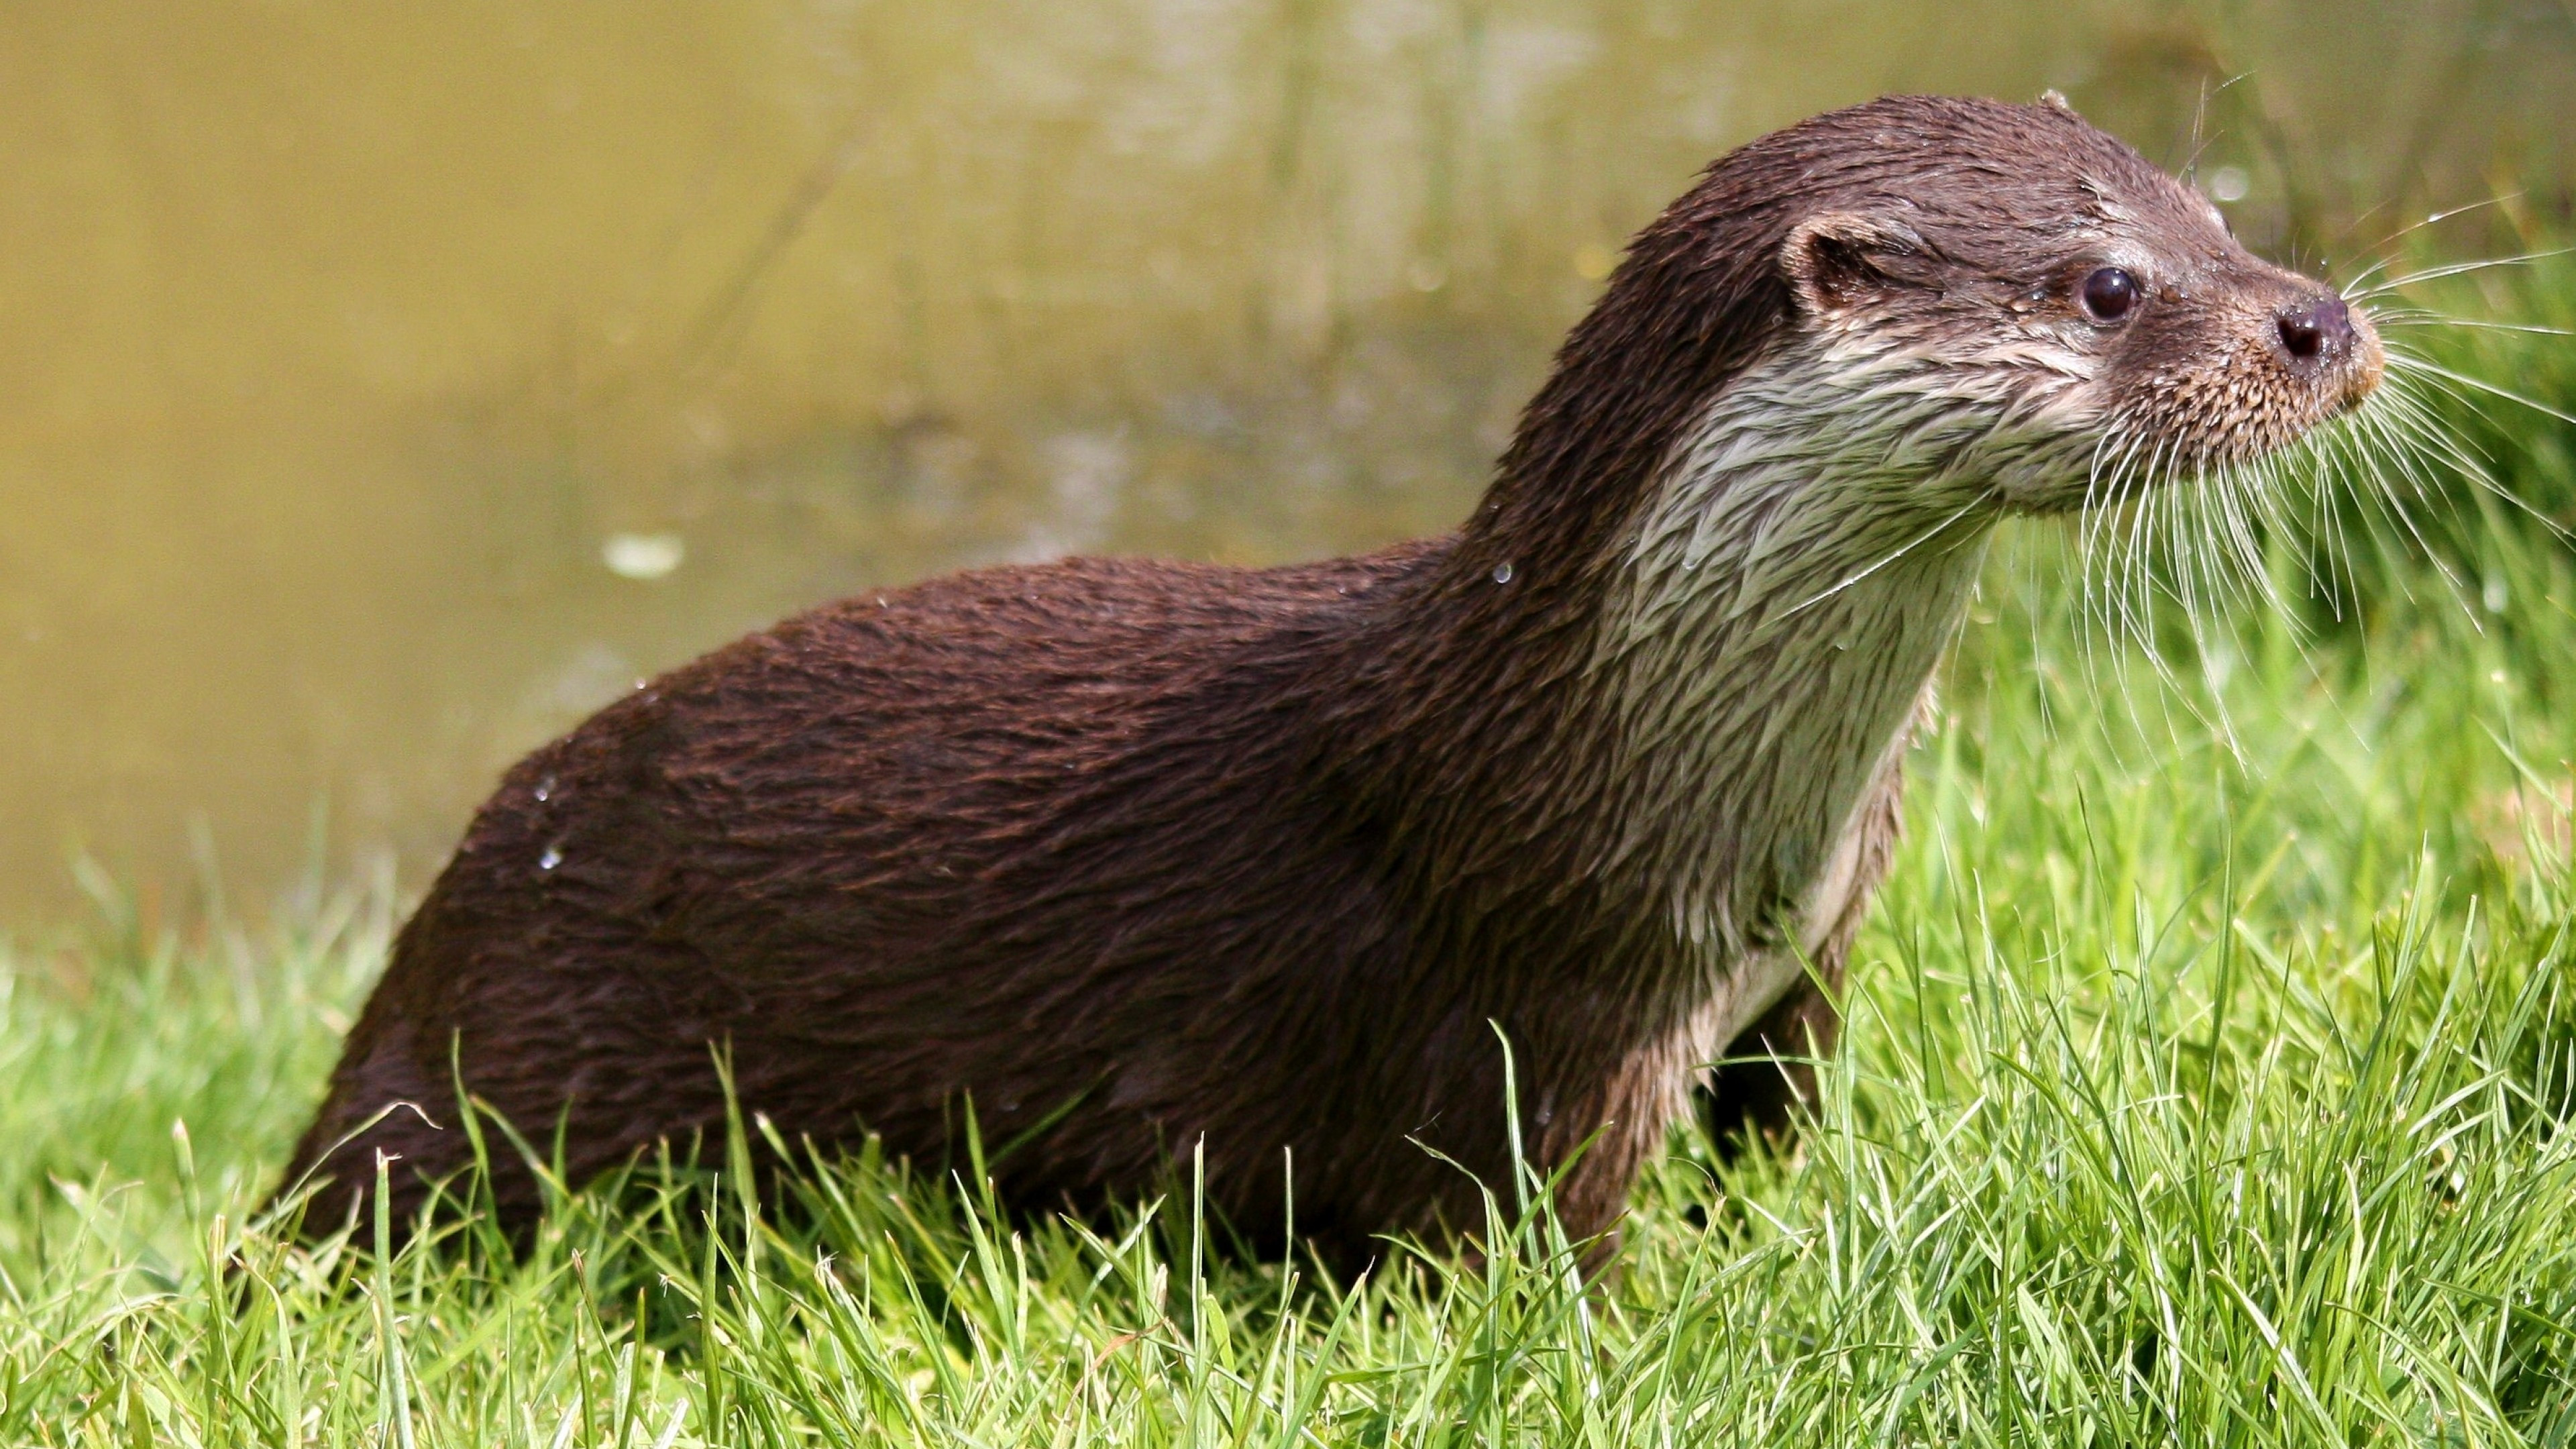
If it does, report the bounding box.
[277,95,2382,1267]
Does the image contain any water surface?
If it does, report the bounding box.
[5,0,2569,923]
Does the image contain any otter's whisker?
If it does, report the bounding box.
[2341,387,2481,622]
[2338,199,2526,293]
[2390,356,2576,429]
[2094,462,2145,650]
[2293,430,2357,621]
[2076,429,2127,629]
[2257,448,2308,557]
[2204,465,2256,613]
[1781,488,1997,618]
[2356,195,2520,266]
[2375,363,2502,483]
[2121,434,2182,639]
[2380,377,2576,549]
[2078,427,2147,640]
[2351,248,2575,298]
[2377,315,2576,338]
[2208,458,2272,600]
[2180,468,2220,616]
[2125,442,2174,652]
[2071,433,2108,631]
[2377,374,2497,491]
[2129,486,2237,761]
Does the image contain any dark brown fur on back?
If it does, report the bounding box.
[288,544,1780,1262]
[278,95,2379,1265]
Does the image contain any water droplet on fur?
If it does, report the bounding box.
[534,775,555,802]
[539,845,564,871]
[1491,561,1514,584]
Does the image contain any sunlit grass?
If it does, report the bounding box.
[5,259,2576,1443]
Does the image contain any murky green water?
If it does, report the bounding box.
[3,1,2570,925]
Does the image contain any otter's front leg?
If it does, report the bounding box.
[1696,963,1843,1151]
[1698,713,1911,1154]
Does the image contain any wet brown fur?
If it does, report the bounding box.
[278,96,2379,1268]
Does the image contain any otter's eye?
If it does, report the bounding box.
[2080,267,2141,323]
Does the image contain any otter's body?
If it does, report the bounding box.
[281,96,2382,1262]
[294,542,1898,1260]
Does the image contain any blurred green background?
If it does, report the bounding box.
[3,0,2571,926]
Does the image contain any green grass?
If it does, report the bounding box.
[8,258,2576,1444]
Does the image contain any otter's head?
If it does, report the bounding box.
[1761,94,2383,510]
[1485,95,2385,567]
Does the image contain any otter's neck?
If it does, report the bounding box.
[1361,341,2006,979]
[1582,343,2000,960]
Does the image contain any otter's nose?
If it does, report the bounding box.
[2276,293,2355,364]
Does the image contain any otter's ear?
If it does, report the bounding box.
[1780,213,1925,317]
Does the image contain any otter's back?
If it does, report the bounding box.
[292,542,1447,1230]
